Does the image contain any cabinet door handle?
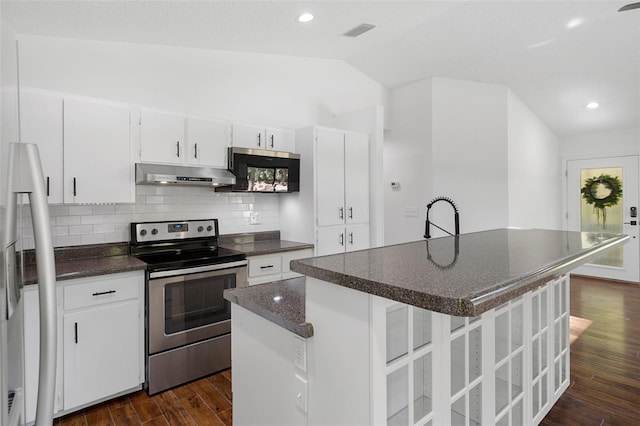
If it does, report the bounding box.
[349,232,353,245]
[257,133,262,147]
[194,143,198,159]
[348,207,353,219]
[176,141,180,158]
[260,265,275,269]
[74,322,78,344]
[73,177,77,196]
[46,176,50,197]
[92,290,116,297]
[339,207,344,220]
[270,134,274,148]
[339,233,344,246]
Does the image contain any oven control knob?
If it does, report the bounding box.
[197,226,203,232]
[151,228,158,235]
[140,229,147,237]
[206,225,213,232]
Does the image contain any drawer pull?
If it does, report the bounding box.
[74,322,78,344]
[260,265,275,269]
[92,290,116,297]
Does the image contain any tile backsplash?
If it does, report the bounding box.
[18,185,280,250]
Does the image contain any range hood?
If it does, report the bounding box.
[135,163,236,187]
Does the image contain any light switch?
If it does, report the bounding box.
[294,336,307,372]
[295,374,308,413]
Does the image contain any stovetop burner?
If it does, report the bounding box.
[136,246,246,272]
[129,219,246,272]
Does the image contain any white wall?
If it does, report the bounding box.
[15,35,386,247]
[18,35,386,130]
[559,127,639,158]
[384,77,562,242]
[383,79,432,245]
[431,78,509,235]
[507,90,561,230]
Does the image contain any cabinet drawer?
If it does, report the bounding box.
[281,248,313,273]
[64,272,141,310]
[248,255,282,278]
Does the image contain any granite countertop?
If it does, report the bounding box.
[291,228,629,317]
[219,230,313,256]
[224,277,313,338]
[21,242,147,285]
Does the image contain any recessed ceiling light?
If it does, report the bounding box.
[585,102,600,109]
[298,13,314,23]
[567,18,584,29]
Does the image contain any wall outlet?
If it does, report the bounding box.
[405,207,419,217]
[294,374,308,413]
[250,212,261,224]
[293,336,307,372]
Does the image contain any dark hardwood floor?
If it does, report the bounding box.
[54,369,232,425]
[542,275,640,426]
[56,275,639,425]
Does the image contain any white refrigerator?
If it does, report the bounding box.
[1,22,57,426]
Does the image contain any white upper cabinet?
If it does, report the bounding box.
[232,123,295,152]
[140,110,230,167]
[19,91,64,203]
[281,125,371,257]
[315,127,369,227]
[63,98,134,204]
[139,109,186,164]
[344,131,370,225]
[186,117,229,168]
[266,127,295,152]
[316,128,346,227]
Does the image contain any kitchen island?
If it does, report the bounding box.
[225,228,627,426]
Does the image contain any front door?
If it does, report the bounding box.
[567,156,639,282]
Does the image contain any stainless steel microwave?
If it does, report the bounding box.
[228,147,300,193]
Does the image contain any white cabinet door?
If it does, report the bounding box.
[345,132,370,225]
[140,109,186,164]
[63,98,133,203]
[23,286,63,424]
[19,91,64,203]
[316,128,346,227]
[63,300,140,410]
[346,225,370,252]
[316,227,347,256]
[266,128,295,152]
[232,123,267,150]
[187,117,229,167]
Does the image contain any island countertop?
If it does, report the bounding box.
[291,228,628,316]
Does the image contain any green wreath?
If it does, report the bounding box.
[581,174,622,228]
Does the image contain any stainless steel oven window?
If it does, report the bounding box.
[164,272,233,334]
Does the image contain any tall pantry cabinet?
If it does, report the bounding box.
[281,126,370,256]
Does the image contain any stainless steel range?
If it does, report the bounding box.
[129,219,247,395]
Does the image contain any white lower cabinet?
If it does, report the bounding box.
[23,271,144,424]
[316,225,370,256]
[63,298,140,410]
[23,285,64,424]
[247,248,313,286]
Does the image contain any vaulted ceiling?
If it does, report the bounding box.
[2,0,638,137]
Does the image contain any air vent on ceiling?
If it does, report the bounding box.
[342,23,376,38]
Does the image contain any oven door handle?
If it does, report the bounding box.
[149,260,248,279]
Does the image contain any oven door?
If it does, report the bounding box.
[148,263,247,354]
